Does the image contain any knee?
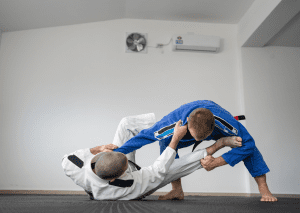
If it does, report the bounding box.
[119,117,130,128]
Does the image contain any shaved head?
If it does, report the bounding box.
[94,152,128,180]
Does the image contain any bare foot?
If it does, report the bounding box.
[158,189,184,200]
[220,136,242,148]
[261,194,278,202]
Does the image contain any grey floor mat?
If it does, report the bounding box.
[0,195,299,213]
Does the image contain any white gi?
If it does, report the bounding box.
[62,113,207,200]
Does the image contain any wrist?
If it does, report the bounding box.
[210,158,217,170]
[212,156,227,169]
[169,138,180,150]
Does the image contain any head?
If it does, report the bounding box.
[187,108,215,141]
[94,152,128,181]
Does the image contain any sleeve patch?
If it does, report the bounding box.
[214,116,238,135]
[154,122,176,140]
[68,155,84,169]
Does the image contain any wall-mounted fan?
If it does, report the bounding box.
[125,33,147,53]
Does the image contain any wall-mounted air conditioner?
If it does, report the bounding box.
[172,34,221,53]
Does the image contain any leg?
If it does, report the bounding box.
[158,136,242,200]
[136,148,208,200]
[254,174,277,202]
[206,136,242,155]
[157,178,184,200]
[243,146,277,202]
[112,113,155,163]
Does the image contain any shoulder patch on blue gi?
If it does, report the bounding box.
[109,179,134,187]
[154,122,176,140]
[68,155,84,168]
[214,116,238,135]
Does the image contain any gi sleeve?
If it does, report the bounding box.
[113,121,162,154]
[113,102,198,155]
[221,121,256,167]
[61,148,93,190]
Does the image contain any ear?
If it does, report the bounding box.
[187,117,189,121]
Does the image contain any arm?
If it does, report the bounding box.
[221,121,255,167]
[113,122,162,154]
[201,120,255,171]
[168,120,187,150]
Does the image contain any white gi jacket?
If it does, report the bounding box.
[62,146,176,200]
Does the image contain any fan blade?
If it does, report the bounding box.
[133,33,139,40]
[127,38,133,44]
[137,44,144,51]
[137,37,145,44]
[128,44,136,50]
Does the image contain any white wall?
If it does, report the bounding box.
[241,46,300,194]
[0,19,247,193]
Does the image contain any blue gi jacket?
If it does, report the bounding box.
[114,100,256,168]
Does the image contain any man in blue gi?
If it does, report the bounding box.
[112,100,277,202]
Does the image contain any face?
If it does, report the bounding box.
[187,117,200,141]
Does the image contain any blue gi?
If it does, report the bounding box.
[114,100,270,177]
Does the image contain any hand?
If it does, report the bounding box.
[104,144,118,150]
[99,144,118,153]
[200,155,215,171]
[173,120,187,141]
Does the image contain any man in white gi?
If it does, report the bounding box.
[62,113,240,200]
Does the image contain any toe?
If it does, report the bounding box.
[272,197,278,202]
[236,137,242,142]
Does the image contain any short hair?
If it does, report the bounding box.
[188,108,215,140]
[95,152,128,180]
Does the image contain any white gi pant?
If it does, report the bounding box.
[112,113,207,198]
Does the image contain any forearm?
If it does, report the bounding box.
[168,120,187,151]
[211,156,228,169]
[168,137,180,150]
